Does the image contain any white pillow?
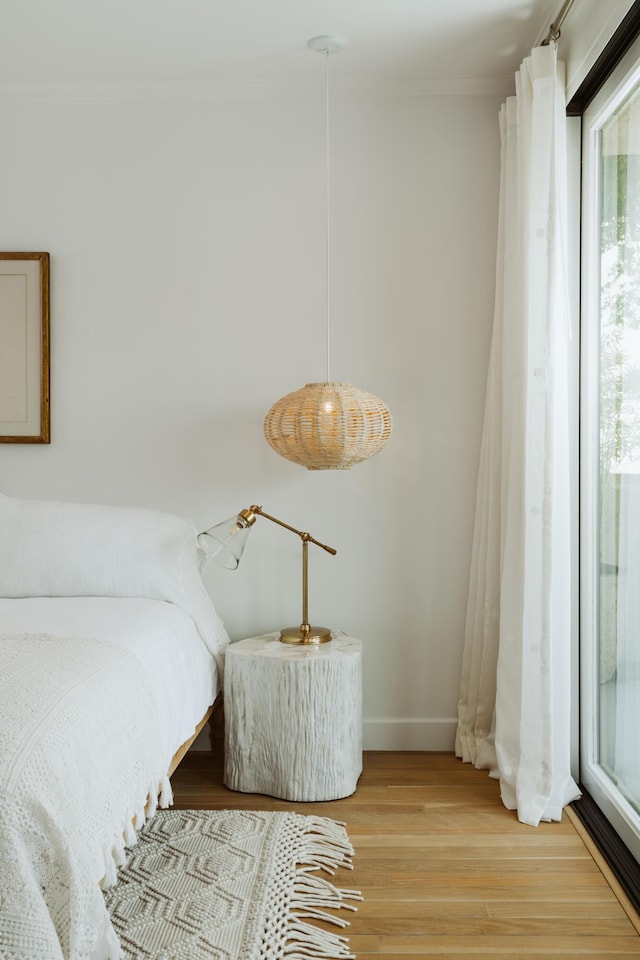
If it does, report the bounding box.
[0,493,229,659]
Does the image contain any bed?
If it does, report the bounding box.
[0,493,230,960]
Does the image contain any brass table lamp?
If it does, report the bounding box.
[198,505,336,644]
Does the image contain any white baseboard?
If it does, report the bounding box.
[362,718,457,751]
[187,718,458,752]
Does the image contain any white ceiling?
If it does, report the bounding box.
[2,0,559,95]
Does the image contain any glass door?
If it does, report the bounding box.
[581,34,640,861]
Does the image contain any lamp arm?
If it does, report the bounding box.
[249,505,337,556]
[232,504,335,643]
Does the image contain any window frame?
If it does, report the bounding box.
[579,30,640,868]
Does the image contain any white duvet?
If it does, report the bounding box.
[0,597,220,960]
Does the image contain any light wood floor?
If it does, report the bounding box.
[171,747,640,958]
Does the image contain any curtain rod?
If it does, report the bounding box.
[541,0,578,45]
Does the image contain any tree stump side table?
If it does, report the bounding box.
[223,632,363,801]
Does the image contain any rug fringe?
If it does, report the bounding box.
[297,816,358,875]
[284,816,363,960]
[292,873,362,919]
[284,918,356,958]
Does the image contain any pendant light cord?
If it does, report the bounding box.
[324,49,331,383]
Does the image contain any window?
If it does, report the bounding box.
[581,31,640,865]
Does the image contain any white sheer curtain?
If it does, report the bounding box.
[455,43,581,826]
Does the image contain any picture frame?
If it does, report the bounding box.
[0,252,50,444]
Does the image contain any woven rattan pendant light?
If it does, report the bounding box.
[264,36,392,471]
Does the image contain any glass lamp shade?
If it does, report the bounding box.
[197,515,252,569]
[264,381,392,470]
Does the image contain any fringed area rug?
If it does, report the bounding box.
[103,809,362,960]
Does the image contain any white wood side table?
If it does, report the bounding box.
[223,632,363,802]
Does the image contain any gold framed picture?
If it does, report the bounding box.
[0,252,50,443]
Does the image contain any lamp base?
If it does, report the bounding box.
[279,625,333,645]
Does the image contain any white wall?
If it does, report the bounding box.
[0,89,501,748]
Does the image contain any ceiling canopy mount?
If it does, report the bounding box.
[307,35,346,55]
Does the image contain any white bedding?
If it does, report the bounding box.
[0,597,221,960]
[0,597,219,761]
